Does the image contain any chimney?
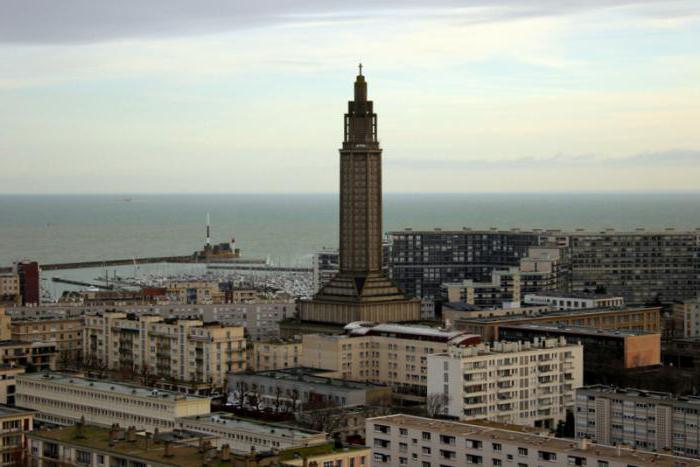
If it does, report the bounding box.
[199,437,205,453]
[154,427,160,444]
[145,432,151,451]
[221,444,231,461]
[164,441,174,458]
[127,426,136,443]
[108,425,117,447]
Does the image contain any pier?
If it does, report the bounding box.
[207,265,312,273]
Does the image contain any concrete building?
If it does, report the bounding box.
[16,372,210,432]
[28,423,370,467]
[367,414,700,467]
[0,366,24,406]
[228,368,392,412]
[389,228,700,305]
[249,339,302,371]
[302,323,480,401]
[673,298,700,338]
[299,69,420,324]
[177,412,327,451]
[447,305,661,341]
[499,323,661,370]
[0,405,34,466]
[83,311,245,392]
[312,248,340,293]
[15,262,40,306]
[524,291,625,310]
[0,340,57,372]
[442,267,521,308]
[428,337,583,428]
[576,385,700,459]
[0,275,20,307]
[10,316,83,368]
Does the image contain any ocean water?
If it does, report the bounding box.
[1,193,700,268]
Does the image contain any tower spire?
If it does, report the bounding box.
[358,63,363,76]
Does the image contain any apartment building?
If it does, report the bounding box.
[427,337,583,428]
[0,275,20,306]
[10,316,82,367]
[302,323,480,400]
[389,228,700,304]
[673,298,700,338]
[367,414,700,467]
[576,385,700,459]
[83,311,246,392]
[177,412,327,450]
[0,366,24,406]
[16,372,210,432]
[249,339,302,371]
[0,341,57,372]
[28,423,370,467]
[442,267,521,308]
[0,406,34,467]
[524,291,625,310]
[449,306,661,341]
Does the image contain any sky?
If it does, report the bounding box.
[1,0,699,193]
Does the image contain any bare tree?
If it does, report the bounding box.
[297,399,346,436]
[426,393,450,418]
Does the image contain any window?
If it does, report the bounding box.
[422,432,432,441]
[440,435,456,445]
[492,443,502,452]
[440,450,456,460]
[492,460,502,466]
[466,454,483,464]
[422,447,432,455]
[597,462,609,467]
[538,451,557,461]
[518,448,528,456]
[374,424,390,434]
[466,439,483,449]
[76,450,91,465]
[568,456,587,466]
[400,428,408,436]
[422,463,431,467]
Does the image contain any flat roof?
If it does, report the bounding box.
[19,373,208,402]
[0,405,35,418]
[246,368,387,391]
[452,306,658,324]
[369,414,700,467]
[525,290,623,300]
[180,412,323,439]
[500,323,655,338]
[579,385,700,405]
[390,228,700,236]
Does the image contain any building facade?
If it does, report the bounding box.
[0,275,20,307]
[367,414,700,467]
[11,316,83,367]
[576,385,700,458]
[523,291,625,310]
[442,268,521,308]
[427,338,583,428]
[83,311,246,392]
[0,406,34,467]
[673,298,700,338]
[299,69,420,324]
[16,373,210,432]
[15,262,40,306]
[249,339,302,371]
[302,323,480,400]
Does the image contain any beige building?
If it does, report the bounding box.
[0,406,34,467]
[10,316,83,368]
[367,414,700,467]
[302,323,480,401]
[0,275,20,306]
[673,298,700,338]
[250,339,302,371]
[428,337,583,429]
[576,385,700,459]
[0,366,24,406]
[524,291,625,310]
[443,267,521,308]
[16,372,210,433]
[83,311,245,392]
[0,340,57,372]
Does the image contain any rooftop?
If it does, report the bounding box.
[180,412,324,440]
[390,227,700,236]
[369,414,700,467]
[579,385,700,405]
[245,368,387,391]
[0,404,35,418]
[344,321,479,345]
[524,290,623,300]
[450,305,658,324]
[500,323,655,338]
[19,372,208,402]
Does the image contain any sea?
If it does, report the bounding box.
[1,193,699,298]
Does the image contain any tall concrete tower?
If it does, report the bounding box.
[299,67,420,324]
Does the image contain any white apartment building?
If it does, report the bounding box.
[367,414,700,467]
[83,311,245,392]
[427,337,583,428]
[16,373,210,433]
[576,385,700,459]
[524,292,625,310]
[302,323,480,401]
[177,412,327,450]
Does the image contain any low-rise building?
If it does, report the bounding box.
[0,406,34,467]
[16,372,210,432]
[428,337,583,428]
[442,268,521,308]
[250,339,302,371]
[0,340,57,371]
[0,366,24,406]
[576,385,700,458]
[11,316,83,368]
[83,311,245,393]
[0,275,20,306]
[524,291,625,310]
[228,368,392,412]
[302,323,480,401]
[367,414,700,467]
[177,412,327,451]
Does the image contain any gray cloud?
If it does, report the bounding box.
[0,0,689,44]
[388,149,700,170]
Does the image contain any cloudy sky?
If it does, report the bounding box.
[1,0,699,193]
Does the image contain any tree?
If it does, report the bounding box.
[296,399,345,436]
[426,393,450,418]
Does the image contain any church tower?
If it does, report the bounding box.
[299,66,420,324]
